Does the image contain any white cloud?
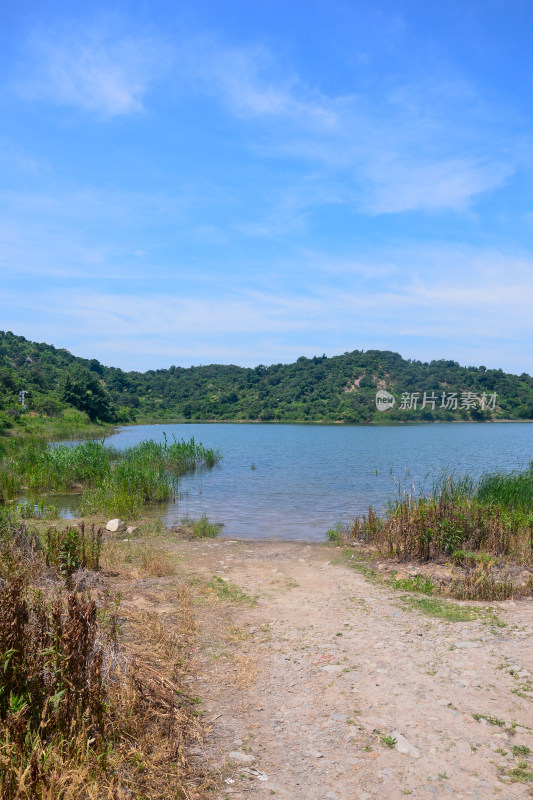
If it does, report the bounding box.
[183,38,341,130]
[2,242,533,372]
[362,157,513,214]
[18,22,168,116]
[180,39,519,216]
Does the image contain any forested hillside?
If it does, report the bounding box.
[1,331,533,427]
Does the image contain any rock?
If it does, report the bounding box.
[228,751,256,764]
[332,713,348,722]
[321,665,343,674]
[391,731,420,759]
[126,525,137,535]
[378,768,396,779]
[106,519,126,533]
[436,699,453,707]
[356,791,372,800]
[454,641,481,649]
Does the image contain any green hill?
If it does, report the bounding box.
[1,330,533,427]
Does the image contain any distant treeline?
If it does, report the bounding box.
[1,331,533,428]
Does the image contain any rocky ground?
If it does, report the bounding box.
[115,537,533,800]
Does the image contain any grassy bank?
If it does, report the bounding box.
[0,435,221,517]
[4,409,116,442]
[339,464,533,600]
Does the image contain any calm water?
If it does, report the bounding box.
[53,422,533,541]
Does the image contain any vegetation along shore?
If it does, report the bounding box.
[2,330,533,428]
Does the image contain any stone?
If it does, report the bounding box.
[106,519,126,533]
[321,665,343,674]
[126,525,137,535]
[391,731,420,759]
[454,641,481,649]
[228,751,256,764]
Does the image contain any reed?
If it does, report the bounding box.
[476,464,533,511]
[0,435,221,516]
[344,463,533,600]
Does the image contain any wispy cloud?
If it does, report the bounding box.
[180,39,518,216]
[2,243,533,371]
[183,38,341,130]
[18,21,169,116]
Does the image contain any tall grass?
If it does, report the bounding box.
[0,500,207,798]
[476,464,533,511]
[79,436,221,517]
[0,434,221,516]
[344,462,533,599]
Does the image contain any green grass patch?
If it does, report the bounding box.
[182,513,223,539]
[507,765,533,783]
[473,713,505,727]
[513,745,531,756]
[401,595,481,622]
[206,575,256,604]
[387,571,435,595]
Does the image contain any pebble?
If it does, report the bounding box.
[321,665,344,674]
[454,641,481,649]
[391,731,420,759]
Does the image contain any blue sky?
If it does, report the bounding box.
[1,0,533,373]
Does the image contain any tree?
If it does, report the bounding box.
[62,367,115,422]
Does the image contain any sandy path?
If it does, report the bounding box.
[125,538,533,800]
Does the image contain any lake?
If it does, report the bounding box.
[53,421,533,541]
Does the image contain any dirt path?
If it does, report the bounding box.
[119,538,533,800]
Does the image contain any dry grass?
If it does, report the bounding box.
[0,511,215,799]
[343,492,533,601]
[139,546,176,577]
[227,652,257,689]
[101,538,176,578]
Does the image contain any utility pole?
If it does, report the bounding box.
[19,390,28,409]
